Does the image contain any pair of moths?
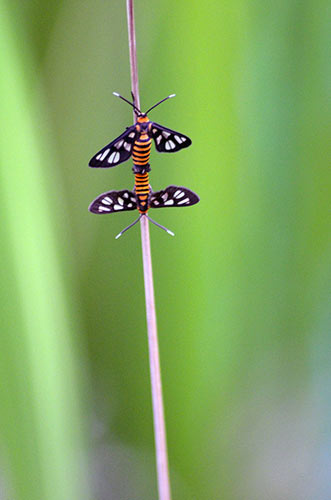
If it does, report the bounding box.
[89,93,199,237]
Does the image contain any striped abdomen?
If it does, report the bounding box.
[135,172,150,214]
[132,133,152,171]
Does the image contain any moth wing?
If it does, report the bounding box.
[89,126,137,168]
[89,190,137,213]
[150,186,199,208]
[150,123,192,153]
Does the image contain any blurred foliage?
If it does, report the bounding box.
[0,1,330,499]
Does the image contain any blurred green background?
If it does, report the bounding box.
[1,1,330,499]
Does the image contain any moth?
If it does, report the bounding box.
[89,92,192,173]
[89,176,199,238]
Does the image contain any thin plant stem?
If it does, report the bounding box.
[125,2,172,500]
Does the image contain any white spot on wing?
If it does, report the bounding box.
[123,192,129,198]
[162,193,168,201]
[153,128,157,134]
[102,197,112,205]
[165,200,174,205]
[113,204,124,210]
[118,197,124,206]
[129,132,135,138]
[175,135,183,144]
[96,153,102,160]
[153,200,159,205]
[108,151,120,163]
[124,142,131,151]
[115,140,123,149]
[178,198,189,205]
[98,206,110,212]
[156,136,162,145]
[165,140,175,150]
[174,190,184,198]
[128,203,133,207]
[162,131,170,138]
[99,149,109,161]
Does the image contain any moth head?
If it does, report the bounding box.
[137,114,149,122]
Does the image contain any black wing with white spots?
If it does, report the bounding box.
[150,123,192,153]
[89,190,137,214]
[89,126,137,168]
[150,186,199,208]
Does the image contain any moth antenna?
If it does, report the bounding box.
[113,92,142,115]
[145,215,175,236]
[115,215,142,239]
[145,94,176,115]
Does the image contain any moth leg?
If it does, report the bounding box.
[115,215,142,239]
[145,215,174,236]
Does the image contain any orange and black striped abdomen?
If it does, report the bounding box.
[135,172,150,214]
[132,133,152,171]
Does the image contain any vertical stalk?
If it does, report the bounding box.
[126,2,172,500]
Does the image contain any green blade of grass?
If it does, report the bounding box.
[0,4,90,500]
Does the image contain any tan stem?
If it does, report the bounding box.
[126,2,172,500]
